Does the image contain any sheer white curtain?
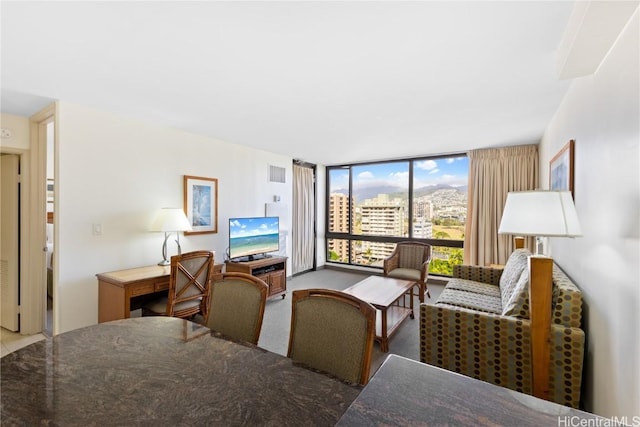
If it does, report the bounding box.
[464,144,538,265]
[292,164,315,275]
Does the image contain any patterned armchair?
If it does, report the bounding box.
[420,249,585,408]
[383,241,432,303]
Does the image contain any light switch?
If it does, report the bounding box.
[92,223,103,236]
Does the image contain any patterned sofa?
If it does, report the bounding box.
[420,249,585,408]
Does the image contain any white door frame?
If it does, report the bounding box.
[20,103,57,335]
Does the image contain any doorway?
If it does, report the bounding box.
[0,104,55,337]
[0,154,21,332]
[22,104,56,336]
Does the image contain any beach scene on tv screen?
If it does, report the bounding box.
[229,217,279,258]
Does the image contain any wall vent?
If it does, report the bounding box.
[269,165,286,183]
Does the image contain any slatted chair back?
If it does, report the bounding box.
[144,250,215,322]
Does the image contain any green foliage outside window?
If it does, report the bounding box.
[429,247,464,276]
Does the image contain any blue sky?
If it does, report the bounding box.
[229,217,279,238]
[330,156,469,192]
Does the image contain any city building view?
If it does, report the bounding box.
[327,156,468,275]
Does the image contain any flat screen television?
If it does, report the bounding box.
[228,216,279,261]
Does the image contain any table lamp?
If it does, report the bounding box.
[498,190,581,401]
[499,190,581,255]
[150,208,193,266]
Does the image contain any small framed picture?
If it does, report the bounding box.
[183,175,218,234]
[549,140,575,198]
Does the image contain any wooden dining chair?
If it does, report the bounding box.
[143,250,215,323]
[207,272,268,345]
[383,241,432,303]
[287,288,376,385]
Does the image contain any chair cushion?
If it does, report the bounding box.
[501,269,530,318]
[445,278,501,298]
[499,249,531,306]
[144,296,202,315]
[436,288,502,314]
[386,268,420,282]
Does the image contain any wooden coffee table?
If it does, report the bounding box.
[343,276,416,352]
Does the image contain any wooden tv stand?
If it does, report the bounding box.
[225,256,287,299]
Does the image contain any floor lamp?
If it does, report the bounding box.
[150,208,193,266]
[498,190,581,401]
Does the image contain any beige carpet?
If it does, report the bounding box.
[257,267,445,379]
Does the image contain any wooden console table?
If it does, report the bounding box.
[97,263,223,323]
[225,256,287,299]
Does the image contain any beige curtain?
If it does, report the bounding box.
[464,144,538,265]
[292,164,315,275]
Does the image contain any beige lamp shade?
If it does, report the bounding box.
[498,190,581,237]
[150,208,192,232]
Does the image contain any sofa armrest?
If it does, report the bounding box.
[548,325,584,408]
[420,303,532,395]
[383,252,399,274]
[420,303,584,408]
[453,265,503,286]
[419,258,431,283]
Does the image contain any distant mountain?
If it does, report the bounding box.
[414,184,467,198]
[354,185,405,203]
[385,184,467,201]
[332,183,467,203]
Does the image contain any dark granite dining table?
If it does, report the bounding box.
[1,317,361,426]
[337,354,602,426]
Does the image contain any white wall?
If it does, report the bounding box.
[0,114,30,151]
[56,102,293,333]
[539,10,639,418]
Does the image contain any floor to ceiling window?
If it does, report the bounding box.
[326,154,468,276]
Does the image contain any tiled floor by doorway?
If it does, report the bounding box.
[1,328,46,358]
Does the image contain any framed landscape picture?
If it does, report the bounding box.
[183,175,218,234]
[549,139,575,198]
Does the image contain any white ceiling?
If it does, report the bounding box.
[1,1,575,165]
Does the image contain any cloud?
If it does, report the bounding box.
[357,171,374,179]
[389,171,408,180]
[428,169,439,175]
[415,160,438,171]
[329,171,350,192]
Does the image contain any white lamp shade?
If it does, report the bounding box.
[150,208,192,232]
[498,191,582,237]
